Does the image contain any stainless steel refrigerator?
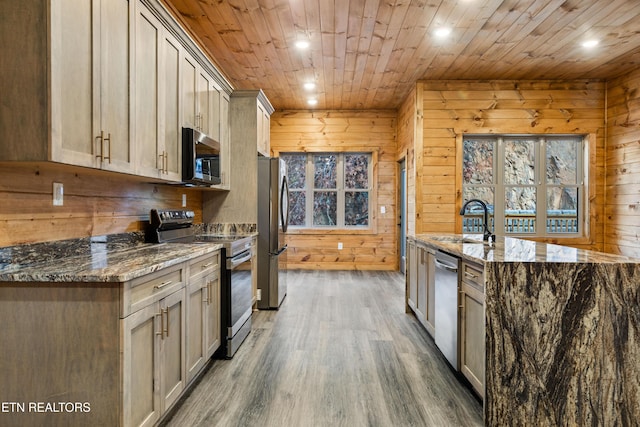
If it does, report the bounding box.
[257,156,289,309]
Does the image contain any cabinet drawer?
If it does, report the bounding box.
[461,261,484,290]
[122,265,184,317]
[188,252,220,280]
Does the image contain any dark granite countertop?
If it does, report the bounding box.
[412,233,639,264]
[0,233,223,283]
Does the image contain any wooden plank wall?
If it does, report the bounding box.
[606,69,640,257]
[396,85,417,237]
[270,110,397,270]
[0,163,203,246]
[419,80,606,251]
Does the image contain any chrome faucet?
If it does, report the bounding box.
[460,199,494,242]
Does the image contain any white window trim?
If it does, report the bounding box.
[282,151,374,230]
[462,134,587,238]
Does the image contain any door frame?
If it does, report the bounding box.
[397,157,407,273]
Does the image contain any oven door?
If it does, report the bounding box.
[226,249,253,352]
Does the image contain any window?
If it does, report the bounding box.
[281,152,372,228]
[462,135,585,237]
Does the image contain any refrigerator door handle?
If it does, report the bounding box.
[270,244,288,256]
[280,175,289,232]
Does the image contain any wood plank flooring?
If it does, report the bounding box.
[163,270,483,427]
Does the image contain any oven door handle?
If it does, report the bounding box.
[228,251,252,269]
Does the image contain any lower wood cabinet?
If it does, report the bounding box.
[406,239,435,337]
[186,253,221,384]
[459,261,485,398]
[123,287,186,427]
[406,238,417,312]
[0,250,220,427]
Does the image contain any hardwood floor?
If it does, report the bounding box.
[163,270,483,427]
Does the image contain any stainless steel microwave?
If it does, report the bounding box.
[182,127,221,186]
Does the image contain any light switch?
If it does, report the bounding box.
[338,242,343,250]
[380,206,386,214]
[53,182,64,206]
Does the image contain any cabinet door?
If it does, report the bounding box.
[426,250,436,335]
[182,55,198,130]
[161,30,182,181]
[257,102,268,156]
[217,93,231,189]
[460,282,485,398]
[99,0,133,173]
[210,85,221,141]
[50,0,95,167]
[134,3,161,178]
[185,278,207,384]
[262,104,271,155]
[160,287,186,412]
[122,303,161,427]
[416,245,427,324]
[205,272,221,358]
[406,240,417,311]
[197,71,211,134]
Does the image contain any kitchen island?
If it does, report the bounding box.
[412,233,640,426]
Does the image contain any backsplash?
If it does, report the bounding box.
[198,223,257,235]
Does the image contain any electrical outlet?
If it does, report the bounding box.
[182,194,187,207]
[380,206,386,214]
[338,242,343,250]
[53,182,64,206]
[257,289,262,301]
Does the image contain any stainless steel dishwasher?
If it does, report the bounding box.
[434,250,460,370]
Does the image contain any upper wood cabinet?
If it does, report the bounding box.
[181,54,230,189]
[181,54,222,139]
[55,0,133,174]
[0,0,233,184]
[135,2,182,181]
[257,101,271,156]
[218,93,231,189]
[0,0,134,171]
[231,90,275,158]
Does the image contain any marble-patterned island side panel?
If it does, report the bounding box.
[485,261,640,426]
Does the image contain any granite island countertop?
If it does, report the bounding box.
[0,233,223,283]
[412,233,639,264]
[410,233,640,425]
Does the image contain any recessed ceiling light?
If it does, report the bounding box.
[295,40,310,49]
[303,82,316,91]
[582,39,599,48]
[307,98,318,106]
[434,27,451,38]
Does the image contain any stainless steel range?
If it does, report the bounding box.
[146,209,254,358]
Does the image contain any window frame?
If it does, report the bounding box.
[461,134,588,239]
[277,149,378,234]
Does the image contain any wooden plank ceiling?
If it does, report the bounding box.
[163,0,640,110]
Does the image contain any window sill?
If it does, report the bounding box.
[286,227,376,236]
[517,236,593,246]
